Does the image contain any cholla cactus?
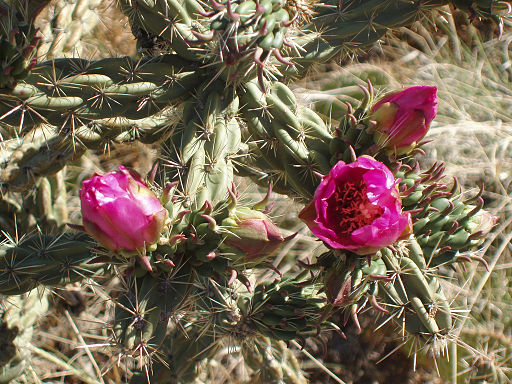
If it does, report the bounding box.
[0,0,507,382]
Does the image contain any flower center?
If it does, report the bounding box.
[330,179,383,235]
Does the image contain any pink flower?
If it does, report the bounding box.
[79,165,167,252]
[221,207,286,262]
[370,86,437,153]
[299,157,411,255]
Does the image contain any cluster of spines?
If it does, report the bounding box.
[0,55,202,191]
[162,80,241,210]
[396,161,494,268]
[238,79,333,200]
[0,232,103,295]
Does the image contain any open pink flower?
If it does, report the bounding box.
[299,157,411,255]
[79,165,167,252]
[371,86,437,152]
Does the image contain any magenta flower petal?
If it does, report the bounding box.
[299,157,410,255]
[79,166,167,252]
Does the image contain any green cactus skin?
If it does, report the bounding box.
[114,263,193,356]
[0,288,49,383]
[0,232,104,295]
[37,0,104,59]
[238,79,333,200]
[242,278,326,341]
[0,55,201,132]
[396,163,495,267]
[163,81,240,209]
[1,129,84,193]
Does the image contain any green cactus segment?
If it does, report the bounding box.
[242,337,307,384]
[396,164,494,266]
[165,83,240,209]
[377,245,452,343]
[0,1,47,89]
[114,264,193,354]
[0,232,104,295]
[0,168,69,240]
[117,0,204,60]
[190,0,295,85]
[1,130,83,192]
[0,288,49,383]
[129,325,219,384]
[238,80,333,200]
[243,279,326,340]
[37,0,104,59]
[0,55,201,137]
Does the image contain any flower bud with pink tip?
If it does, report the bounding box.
[370,86,438,154]
[79,165,167,253]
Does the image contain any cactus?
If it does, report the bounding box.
[0,288,49,383]
[0,0,507,382]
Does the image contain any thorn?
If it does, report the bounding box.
[446,221,459,235]
[253,183,273,210]
[225,0,240,20]
[228,268,237,285]
[148,162,158,184]
[257,66,266,93]
[351,305,361,333]
[137,255,153,271]
[200,200,213,215]
[348,145,357,162]
[467,197,484,216]
[200,214,219,233]
[440,200,455,216]
[273,48,293,66]
[370,295,388,313]
[176,210,191,222]
[67,223,86,232]
[464,183,485,203]
[370,274,393,282]
[254,46,265,67]
[191,30,215,42]
[264,261,282,279]
[210,0,225,11]
[169,234,186,246]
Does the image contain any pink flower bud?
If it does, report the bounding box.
[79,165,167,252]
[370,86,438,153]
[221,207,285,262]
[299,156,411,255]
